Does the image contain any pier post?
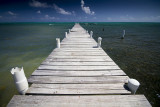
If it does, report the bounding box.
[90,31,93,38]
[128,79,140,94]
[97,37,102,48]
[10,67,28,95]
[56,38,60,48]
[121,30,125,39]
[65,32,67,38]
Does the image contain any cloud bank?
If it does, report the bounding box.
[37,10,41,14]
[44,15,55,20]
[29,0,49,8]
[8,11,16,15]
[81,0,95,15]
[29,0,72,15]
[53,4,71,15]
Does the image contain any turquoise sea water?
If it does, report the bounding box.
[0,22,160,106]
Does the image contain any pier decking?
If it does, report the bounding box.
[7,24,151,107]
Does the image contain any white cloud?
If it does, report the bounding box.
[37,10,41,14]
[29,0,49,8]
[141,16,160,22]
[93,17,97,19]
[81,0,95,15]
[44,15,55,20]
[119,15,135,21]
[42,15,59,20]
[105,15,160,22]
[8,11,16,15]
[53,4,71,15]
[29,0,73,15]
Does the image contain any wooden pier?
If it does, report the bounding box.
[8,23,151,107]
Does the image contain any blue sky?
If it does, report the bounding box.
[0,0,160,22]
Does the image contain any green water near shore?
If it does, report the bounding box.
[0,22,160,106]
[0,23,74,106]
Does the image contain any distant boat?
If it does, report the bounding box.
[49,24,53,26]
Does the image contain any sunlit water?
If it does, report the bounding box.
[0,22,160,107]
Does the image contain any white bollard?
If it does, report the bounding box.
[65,32,67,38]
[90,31,93,38]
[69,29,71,33]
[122,30,125,39]
[128,78,140,94]
[97,37,102,48]
[56,38,60,48]
[10,67,28,95]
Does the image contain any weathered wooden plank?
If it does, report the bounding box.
[61,38,95,40]
[62,38,94,40]
[66,34,89,36]
[38,65,121,71]
[65,36,90,38]
[28,76,129,84]
[7,95,151,107]
[60,43,97,45]
[60,42,97,45]
[60,45,97,48]
[30,83,126,89]
[54,48,103,51]
[32,70,126,76]
[62,39,97,43]
[45,58,113,62]
[53,49,105,53]
[64,38,92,40]
[61,40,96,43]
[62,40,95,43]
[47,55,110,59]
[41,61,117,66]
[52,50,104,53]
[26,83,130,95]
[49,52,107,56]
[46,55,112,59]
[60,42,96,44]
[61,43,95,45]
[52,49,104,51]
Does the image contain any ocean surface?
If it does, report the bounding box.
[0,22,160,107]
